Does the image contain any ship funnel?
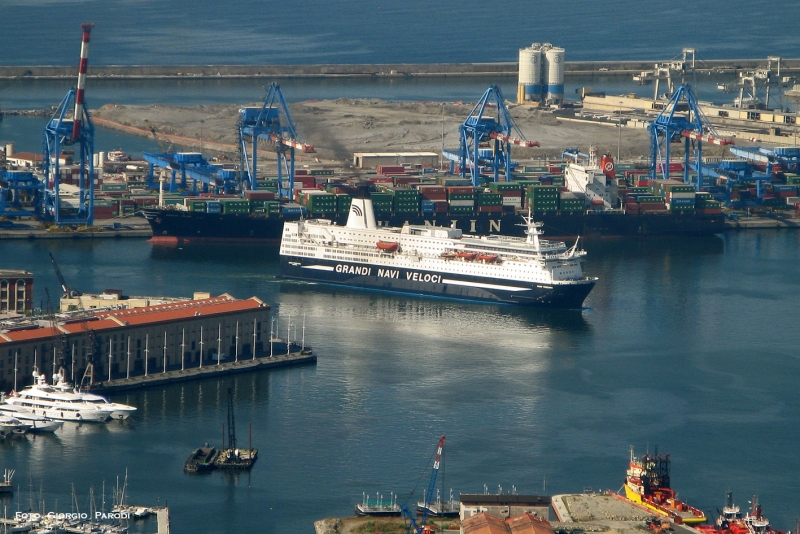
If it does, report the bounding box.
[600,154,616,181]
[346,198,377,230]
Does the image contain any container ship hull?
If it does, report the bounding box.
[143,208,726,243]
[280,257,595,308]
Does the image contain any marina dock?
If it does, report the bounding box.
[92,348,316,394]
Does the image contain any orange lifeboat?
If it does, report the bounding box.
[477,253,498,262]
[376,240,399,252]
[456,250,477,260]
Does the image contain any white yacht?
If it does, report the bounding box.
[51,369,137,420]
[2,371,113,422]
[0,404,64,432]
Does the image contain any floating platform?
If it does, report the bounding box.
[214,447,257,470]
[184,446,219,473]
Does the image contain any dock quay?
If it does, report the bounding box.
[91,347,315,394]
[1,58,799,80]
[0,217,152,240]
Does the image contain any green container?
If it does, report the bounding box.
[310,169,335,176]
[448,206,474,214]
[488,182,522,191]
[524,166,548,173]
[637,196,666,203]
[101,183,127,192]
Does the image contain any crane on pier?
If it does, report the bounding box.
[238,83,315,198]
[442,86,537,187]
[400,436,445,534]
[648,83,733,191]
[42,23,96,226]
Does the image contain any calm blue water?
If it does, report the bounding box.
[1,0,799,65]
[1,232,800,533]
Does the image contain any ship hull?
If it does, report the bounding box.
[623,484,706,525]
[143,208,726,244]
[280,257,595,308]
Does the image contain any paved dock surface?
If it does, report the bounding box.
[0,216,152,239]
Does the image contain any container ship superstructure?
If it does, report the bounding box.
[279,198,597,308]
[623,447,706,525]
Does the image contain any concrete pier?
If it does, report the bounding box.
[92,349,316,394]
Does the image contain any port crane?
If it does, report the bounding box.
[42,23,96,226]
[401,436,445,534]
[442,86,538,187]
[238,83,315,198]
[648,83,733,191]
[632,48,696,101]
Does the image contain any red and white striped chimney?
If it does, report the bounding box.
[72,23,94,140]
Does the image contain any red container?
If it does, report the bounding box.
[244,190,276,200]
[376,165,406,175]
[393,176,419,186]
[295,169,308,176]
[547,165,561,173]
[433,201,449,212]
[477,205,503,213]
[626,204,640,214]
[446,186,475,194]
[696,208,722,215]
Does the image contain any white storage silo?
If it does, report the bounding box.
[544,46,565,103]
[517,44,543,104]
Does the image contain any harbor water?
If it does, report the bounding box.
[2,0,799,66]
[1,231,799,532]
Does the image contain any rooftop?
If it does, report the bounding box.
[0,294,268,345]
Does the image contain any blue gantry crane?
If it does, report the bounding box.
[238,83,315,199]
[400,436,445,534]
[41,24,96,225]
[442,86,538,187]
[0,171,44,219]
[648,83,733,191]
[143,152,238,196]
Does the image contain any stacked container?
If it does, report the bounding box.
[387,188,420,214]
[559,192,584,213]
[447,186,475,215]
[488,182,523,208]
[526,185,558,213]
[476,192,503,213]
[370,192,393,215]
[302,191,337,215]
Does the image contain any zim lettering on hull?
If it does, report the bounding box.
[335,264,372,276]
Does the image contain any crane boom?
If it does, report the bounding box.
[401,436,445,534]
[489,131,539,147]
[269,134,315,153]
[48,252,81,299]
[681,131,734,146]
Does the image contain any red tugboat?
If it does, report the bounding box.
[623,447,706,525]
[696,494,786,534]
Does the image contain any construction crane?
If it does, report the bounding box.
[42,23,96,226]
[648,84,734,191]
[400,436,445,534]
[632,48,696,101]
[442,86,538,187]
[238,83,315,198]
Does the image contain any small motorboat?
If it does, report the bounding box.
[376,241,399,252]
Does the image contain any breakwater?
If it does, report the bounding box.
[2,59,800,80]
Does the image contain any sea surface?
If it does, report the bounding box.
[1,0,799,66]
[1,232,800,533]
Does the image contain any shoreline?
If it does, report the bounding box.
[1,58,799,80]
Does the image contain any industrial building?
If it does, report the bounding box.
[0,271,34,316]
[352,152,439,169]
[0,293,270,392]
[459,494,551,521]
[517,43,565,106]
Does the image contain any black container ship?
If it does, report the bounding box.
[142,206,725,244]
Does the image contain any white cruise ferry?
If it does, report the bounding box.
[280,199,597,308]
[51,369,137,420]
[2,371,113,422]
